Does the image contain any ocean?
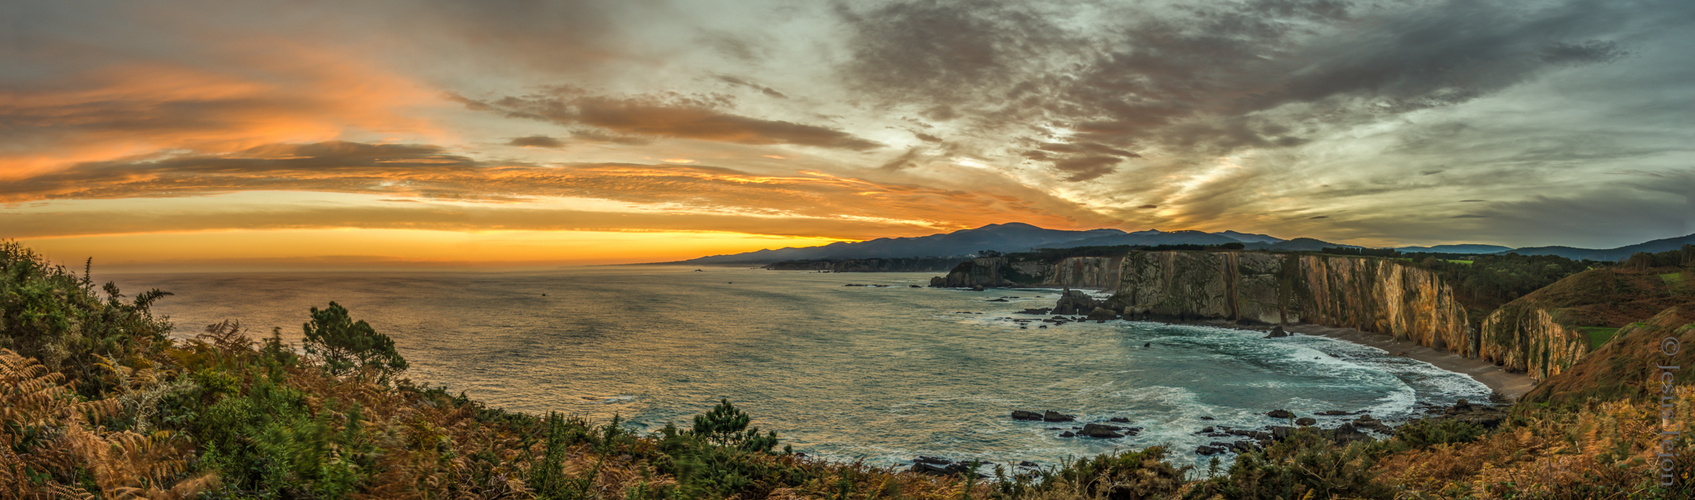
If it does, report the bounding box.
[108,265,1489,470]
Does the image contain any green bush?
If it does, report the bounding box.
[194,373,372,498]
[656,399,801,499]
[1184,428,1393,499]
[1394,418,1486,449]
[1042,446,1190,499]
[0,241,173,396]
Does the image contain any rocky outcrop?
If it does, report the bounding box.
[1478,304,1589,380]
[1052,289,1101,315]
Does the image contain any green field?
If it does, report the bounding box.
[1662,272,1685,286]
[1444,259,1474,265]
[1580,326,1621,350]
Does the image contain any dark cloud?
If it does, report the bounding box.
[1049,156,1123,182]
[878,148,924,171]
[836,0,1655,180]
[1451,214,1486,219]
[459,90,883,151]
[713,75,788,99]
[834,0,1075,104]
[913,132,942,142]
[507,135,565,148]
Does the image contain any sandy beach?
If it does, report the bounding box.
[1282,324,1537,402]
[1170,319,1538,402]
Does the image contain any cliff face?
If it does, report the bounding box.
[1110,252,1472,355]
[934,251,1527,375]
[1521,306,1695,406]
[1290,255,1472,357]
[1477,304,1589,380]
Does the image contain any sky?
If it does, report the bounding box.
[3,0,1692,268]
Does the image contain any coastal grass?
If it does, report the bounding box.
[1581,326,1622,350]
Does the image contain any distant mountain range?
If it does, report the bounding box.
[679,223,1321,264]
[1504,233,1695,261]
[672,223,1695,265]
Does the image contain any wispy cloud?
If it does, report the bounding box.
[453,89,884,151]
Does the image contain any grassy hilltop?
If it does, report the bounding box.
[3,240,1694,499]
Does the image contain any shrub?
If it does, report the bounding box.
[1184,427,1394,499]
[1394,418,1486,449]
[1038,446,1190,499]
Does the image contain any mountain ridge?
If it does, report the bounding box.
[672,223,1694,265]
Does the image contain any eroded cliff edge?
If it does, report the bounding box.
[932,251,1577,381]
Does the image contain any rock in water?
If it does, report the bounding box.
[1296,417,1317,426]
[1011,410,1044,420]
[1042,410,1076,422]
[1052,289,1100,315]
[1266,409,1295,419]
[1265,325,1290,338]
[1086,307,1118,321]
[1079,423,1126,438]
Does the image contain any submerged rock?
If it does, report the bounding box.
[1266,409,1295,419]
[1042,411,1076,422]
[1265,325,1290,338]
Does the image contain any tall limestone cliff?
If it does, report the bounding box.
[1477,305,1588,380]
[1109,252,1472,356]
[929,250,1572,377]
[1474,267,1690,380]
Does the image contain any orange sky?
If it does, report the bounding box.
[4,0,1690,269]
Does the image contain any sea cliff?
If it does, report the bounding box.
[1477,304,1589,380]
[930,251,1592,380]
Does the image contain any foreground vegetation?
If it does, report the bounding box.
[3,241,1692,498]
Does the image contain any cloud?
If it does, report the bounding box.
[834,0,1652,181]
[0,45,442,177]
[713,74,788,99]
[507,135,566,148]
[3,141,1115,236]
[457,89,883,151]
[877,148,924,171]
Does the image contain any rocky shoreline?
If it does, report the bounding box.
[983,287,1537,401]
[897,286,1532,474]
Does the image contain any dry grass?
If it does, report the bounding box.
[1375,386,1695,499]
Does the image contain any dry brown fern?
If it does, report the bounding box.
[0,349,214,499]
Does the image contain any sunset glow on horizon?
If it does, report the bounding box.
[5,0,1692,268]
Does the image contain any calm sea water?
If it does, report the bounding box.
[109,266,1488,469]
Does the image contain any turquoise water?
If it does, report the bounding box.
[110,266,1489,469]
